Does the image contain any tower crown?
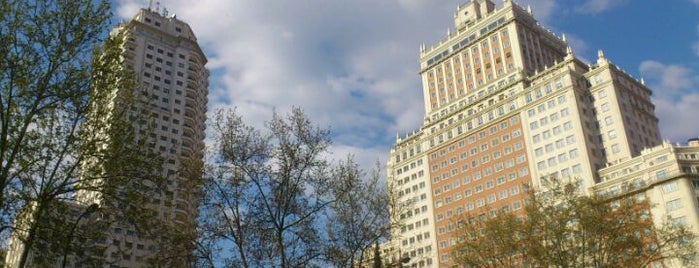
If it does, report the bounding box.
[454,0,496,32]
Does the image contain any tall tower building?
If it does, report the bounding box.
[4,7,208,268]
[387,0,662,267]
[85,8,209,266]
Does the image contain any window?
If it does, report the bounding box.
[550,113,559,122]
[502,133,511,142]
[510,186,520,195]
[672,216,688,227]
[519,168,529,177]
[569,149,579,158]
[558,153,568,162]
[558,95,567,104]
[543,130,551,139]
[545,143,554,153]
[486,180,495,189]
[556,139,565,149]
[513,201,522,210]
[527,109,536,117]
[512,129,522,137]
[553,126,562,135]
[561,168,570,177]
[662,181,679,194]
[611,144,620,153]
[533,134,541,143]
[666,199,683,211]
[560,108,570,117]
[598,90,607,98]
[535,148,544,156]
[488,194,496,203]
[604,116,614,125]
[464,189,472,197]
[563,121,573,130]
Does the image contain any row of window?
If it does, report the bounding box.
[400,218,430,234]
[432,139,523,173]
[432,120,511,157]
[434,169,529,209]
[395,159,424,175]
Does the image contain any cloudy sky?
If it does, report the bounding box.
[115,0,699,173]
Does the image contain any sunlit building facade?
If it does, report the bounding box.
[4,7,209,268]
[387,0,667,266]
[81,8,209,267]
[593,140,699,267]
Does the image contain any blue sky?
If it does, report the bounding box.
[115,0,699,173]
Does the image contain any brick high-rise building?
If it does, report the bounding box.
[387,0,664,266]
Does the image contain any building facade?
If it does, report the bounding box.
[387,0,666,267]
[84,8,209,267]
[593,139,699,267]
[5,8,209,268]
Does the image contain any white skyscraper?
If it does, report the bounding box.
[5,8,209,268]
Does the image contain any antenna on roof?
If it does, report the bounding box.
[148,0,153,10]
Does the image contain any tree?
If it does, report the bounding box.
[200,107,339,267]
[0,2,167,264]
[198,108,404,268]
[323,159,397,267]
[0,0,110,224]
[372,242,382,268]
[0,0,113,265]
[455,178,697,267]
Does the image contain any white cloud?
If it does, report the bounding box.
[114,0,469,173]
[639,61,695,94]
[654,94,699,142]
[640,60,699,141]
[574,0,628,14]
[117,0,686,175]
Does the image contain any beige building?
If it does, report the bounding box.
[354,240,408,268]
[4,202,104,267]
[388,0,667,266]
[593,139,699,267]
[5,7,208,268]
[388,134,437,267]
[81,8,208,267]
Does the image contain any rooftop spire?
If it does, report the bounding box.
[597,49,609,66]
